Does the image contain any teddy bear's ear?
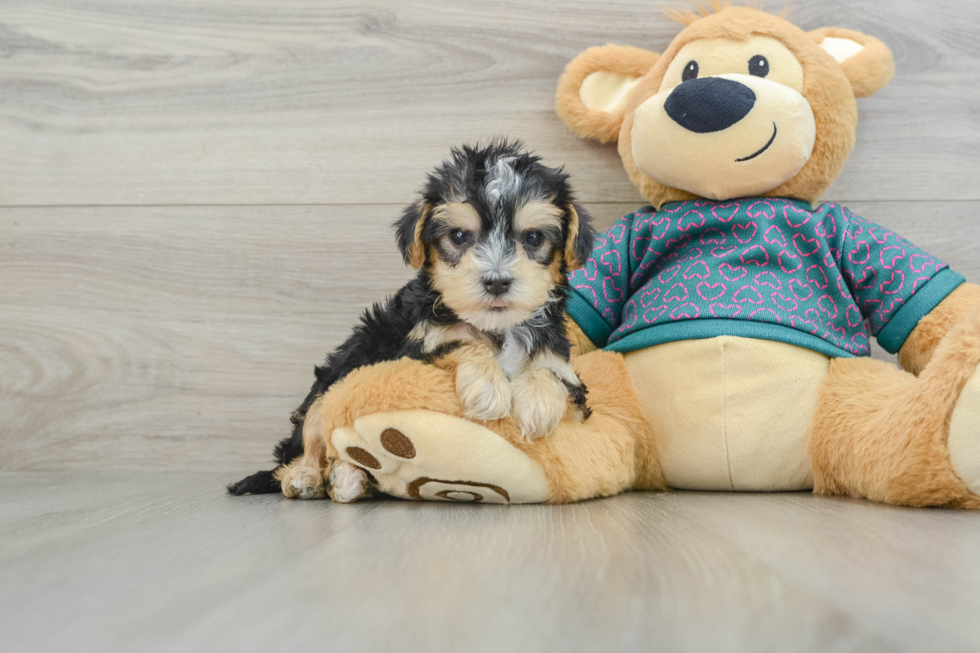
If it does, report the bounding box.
[556,44,660,143]
[809,27,895,98]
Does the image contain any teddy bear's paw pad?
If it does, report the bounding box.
[405,478,512,503]
[331,426,402,476]
[327,461,370,504]
[949,366,980,494]
[330,410,551,504]
[280,466,326,500]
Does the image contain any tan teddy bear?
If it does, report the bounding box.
[302,5,980,507]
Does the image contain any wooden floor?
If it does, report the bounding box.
[3,472,980,653]
[3,1,980,650]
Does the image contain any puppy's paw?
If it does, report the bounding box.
[456,358,511,421]
[511,369,569,440]
[327,461,371,504]
[280,465,326,499]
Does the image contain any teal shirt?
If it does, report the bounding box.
[567,199,963,358]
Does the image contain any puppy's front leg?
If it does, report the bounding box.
[453,342,512,421]
[511,352,588,440]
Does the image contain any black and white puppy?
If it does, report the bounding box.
[228,140,595,501]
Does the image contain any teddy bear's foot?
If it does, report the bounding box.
[810,302,980,508]
[949,366,980,494]
[329,410,551,503]
[327,461,371,503]
[279,465,326,500]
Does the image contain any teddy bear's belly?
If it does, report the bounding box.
[623,336,831,491]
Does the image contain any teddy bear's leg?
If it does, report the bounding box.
[317,350,663,503]
[807,305,980,508]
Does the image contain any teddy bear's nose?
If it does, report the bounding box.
[665,77,756,133]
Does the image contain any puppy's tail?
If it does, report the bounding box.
[227,468,281,495]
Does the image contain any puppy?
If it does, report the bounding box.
[228,140,595,502]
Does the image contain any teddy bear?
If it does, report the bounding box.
[304,4,980,507]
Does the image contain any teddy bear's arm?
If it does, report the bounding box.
[834,208,969,362]
[566,211,657,350]
[566,314,597,357]
[899,283,980,375]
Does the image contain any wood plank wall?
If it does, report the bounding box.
[2,0,978,471]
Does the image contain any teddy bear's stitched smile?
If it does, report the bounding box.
[735,121,778,162]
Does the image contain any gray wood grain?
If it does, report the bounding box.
[1,472,979,653]
[2,201,977,472]
[1,0,979,206]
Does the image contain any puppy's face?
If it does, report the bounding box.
[396,143,595,332]
[428,196,566,331]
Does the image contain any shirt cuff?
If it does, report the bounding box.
[565,290,614,348]
[877,268,965,354]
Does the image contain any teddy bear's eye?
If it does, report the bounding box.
[749,54,769,78]
[682,60,699,82]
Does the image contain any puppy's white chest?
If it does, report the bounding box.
[496,329,529,380]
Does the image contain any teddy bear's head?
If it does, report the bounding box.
[556,5,895,208]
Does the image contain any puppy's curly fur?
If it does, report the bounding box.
[228,140,595,497]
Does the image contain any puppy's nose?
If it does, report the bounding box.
[484,278,512,296]
[665,77,756,133]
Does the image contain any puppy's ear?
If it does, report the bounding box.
[556,44,660,143]
[565,203,596,270]
[394,200,432,269]
[809,27,895,98]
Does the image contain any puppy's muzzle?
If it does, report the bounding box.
[483,277,513,297]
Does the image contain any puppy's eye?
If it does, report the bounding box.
[749,55,769,78]
[682,60,699,82]
[523,231,543,248]
[449,229,469,246]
